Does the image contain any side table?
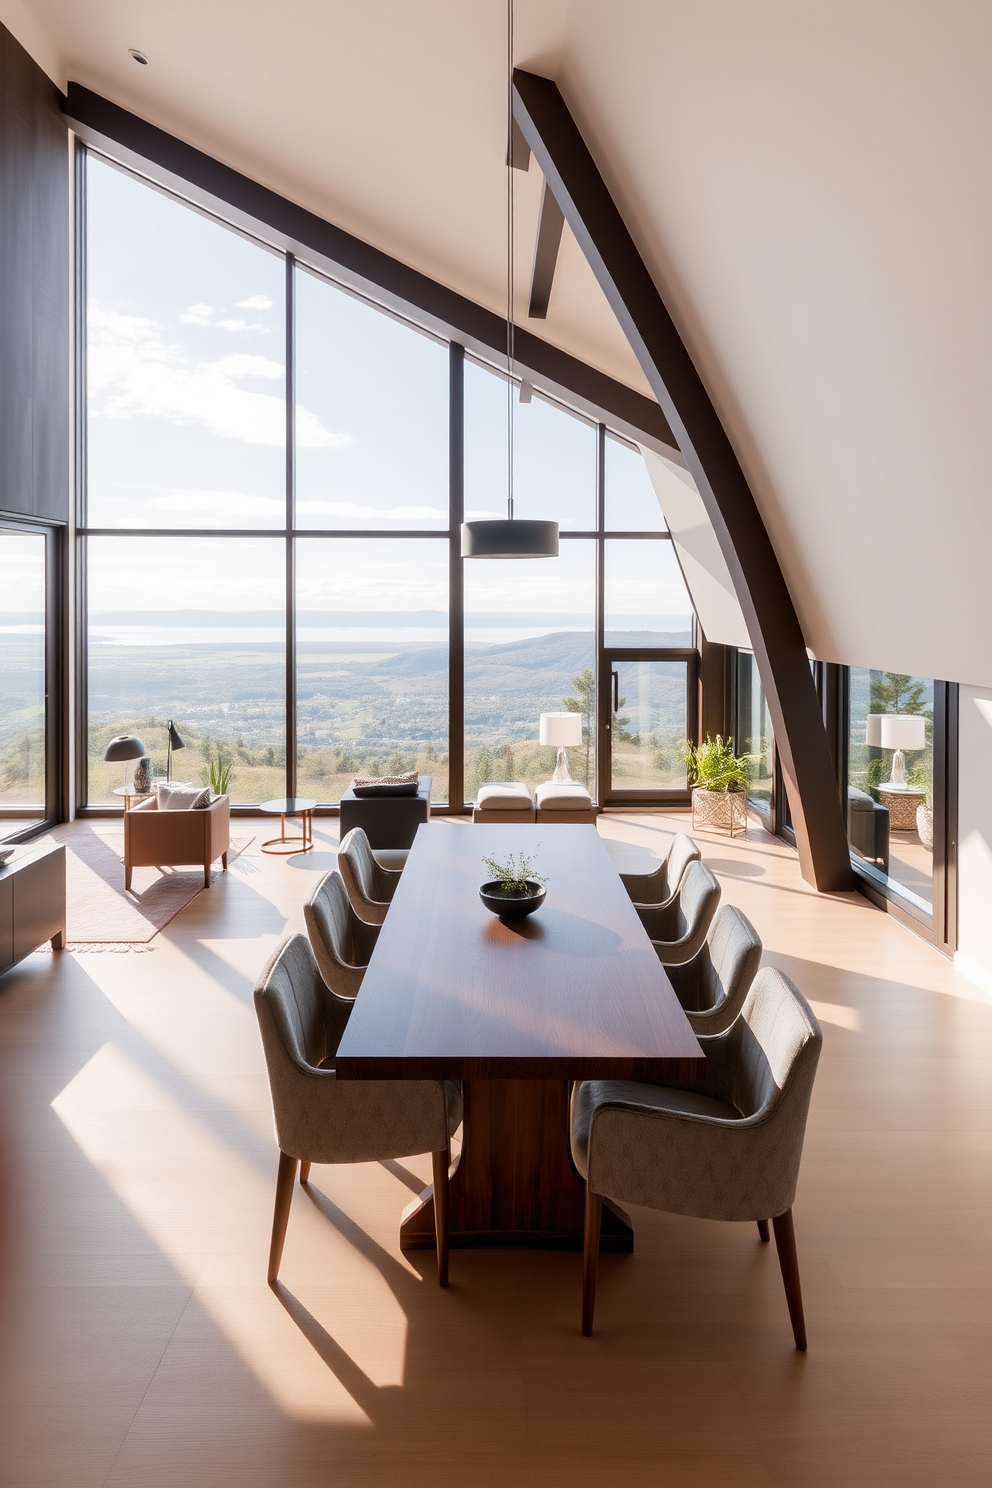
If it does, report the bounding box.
[113,786,153,812]
[875,784,926,833]
[339,775,432,850]
[259,797,316,855]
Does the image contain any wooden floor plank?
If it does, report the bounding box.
[0,812,989,1486]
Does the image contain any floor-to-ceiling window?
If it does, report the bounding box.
[78,148,698,812]
[0,526,49,837]
[847,666,936,914]
[735,651,774,817]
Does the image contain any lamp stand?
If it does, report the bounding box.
[888,748,907,786]
[552,746,573,784]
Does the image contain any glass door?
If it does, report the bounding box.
[600,652,695,803]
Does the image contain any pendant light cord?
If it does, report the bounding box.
[506,0,515,521]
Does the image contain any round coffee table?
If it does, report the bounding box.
[259,797,317,855]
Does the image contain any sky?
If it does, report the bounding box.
[84,153,689,623]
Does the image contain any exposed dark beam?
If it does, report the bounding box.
[508,117,531,171]
[512,68,851,891]
[62,83,679,460]
[528,179,564,319]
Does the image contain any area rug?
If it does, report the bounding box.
[46,828,253,950]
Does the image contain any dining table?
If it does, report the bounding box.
[335,822,706,1252]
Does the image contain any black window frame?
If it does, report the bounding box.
[74,144,703,817]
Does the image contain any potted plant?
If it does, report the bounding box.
[479,849,547,921]
[204,752,234,797]
[680,734,753,836]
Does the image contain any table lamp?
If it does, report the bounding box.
[865,714,883,747]
[539,712,583,784]
[166,720,186,782]
[879,714,926,786]
[103,734,146,791]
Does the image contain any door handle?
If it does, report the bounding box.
[612,671,619,714]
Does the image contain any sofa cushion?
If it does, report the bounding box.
[477,782,533,810]
[534,782,593,811]
[157,784,203,811]
[190,788,212,809]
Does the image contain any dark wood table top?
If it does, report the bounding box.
[336,823,705,1082]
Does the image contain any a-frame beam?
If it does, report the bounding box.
[528,179,564,319]
[512,69,851,891]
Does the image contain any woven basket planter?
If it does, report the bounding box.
[917,802,934,851]
[691,787,748,837]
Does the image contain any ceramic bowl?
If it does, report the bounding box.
[479,879,546,921]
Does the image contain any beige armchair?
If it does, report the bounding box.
[123,794,230,890]
[571,967,822,1345]
[619,832,700,909]
[666,904,762,1035]
[254,933,461,1286]
[304,869,379,1000]
[337,827,404,925]
[637,859,720,966]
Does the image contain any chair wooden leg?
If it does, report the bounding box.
[772,1207,808,1350]
[267,1151,297,1285]
[299,1161,311,1185]
[757,1218,770,1243]
[582,1187,603,1336]
[222,850,229,870]
[432,1147,450,1288]
[203,864,210,887]
[125,864,132,891]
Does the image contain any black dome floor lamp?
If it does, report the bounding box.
[166,720,186,782]
[461,0,559,563]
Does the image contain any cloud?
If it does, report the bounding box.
[88,306,346,448]
[180,301,265,332]
[296,500,450,522]
[148,490,284,523]
[236,294,273,311]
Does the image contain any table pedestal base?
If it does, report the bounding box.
[400,1078,633,1253]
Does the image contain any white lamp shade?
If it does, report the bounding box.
[865,714,883,747]
[539,712,583,747]
[880,714,926,751]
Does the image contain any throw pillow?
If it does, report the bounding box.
[163,786,202,811]
[191,788,212,809]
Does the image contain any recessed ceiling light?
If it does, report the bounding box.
[128,48,148,65]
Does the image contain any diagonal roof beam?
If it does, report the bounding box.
[528,179,564,319]
[512,68,851,891]
[62,83,679,461]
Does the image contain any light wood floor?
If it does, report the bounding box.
[1,812,989,1487]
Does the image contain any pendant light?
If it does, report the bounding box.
[461,0,559,561]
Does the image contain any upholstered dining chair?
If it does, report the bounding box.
[637,859,721,966]
[666,904,763,1035]
[304,869,380,1000]
[571,967,822,1346]
[619,832,700,909]
[254,933,461,1287]
[337,827,405,925]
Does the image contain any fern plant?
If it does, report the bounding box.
[481,849,547,897]
[681,735,754,794]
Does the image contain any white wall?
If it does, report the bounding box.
[955,687,992,995]
[562,1,992,686]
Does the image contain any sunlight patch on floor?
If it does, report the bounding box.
[51,1040,411,1420]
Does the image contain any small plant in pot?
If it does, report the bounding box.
[681,734,754,836]
[480,850,548,921]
